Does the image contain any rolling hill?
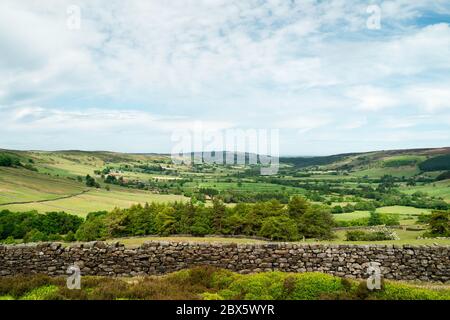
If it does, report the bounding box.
[0,147,449,216]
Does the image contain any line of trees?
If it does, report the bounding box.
[0,210,83,243]
[75,197,335,242]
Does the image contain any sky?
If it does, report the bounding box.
[0,0,450,156]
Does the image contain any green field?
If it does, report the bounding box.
[400,180,450,202]
[104,228,450,246]
[0,167,85,204]
[106,236,266,247]
[351,166,421,178]
[332,206,430,222]
[1,188,187,216]
[1,148,449,244]
[0,167,188,217]
[376,206,432,215]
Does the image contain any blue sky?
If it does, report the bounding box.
[0,0,450,156]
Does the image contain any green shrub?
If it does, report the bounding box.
[23,229,48,243]
[218,272,287,300]
[0,269,449,300]
[290,273,344,300]
[0,275,54,298]
[346,227,399,241]
[202,293,224,300]
[20,285,60,300]
[374,282,450,300]
[424,210,450,237]
[259,215,299,241]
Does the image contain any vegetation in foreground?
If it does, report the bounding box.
[0,267,449,300]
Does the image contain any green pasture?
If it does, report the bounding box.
[400,180,450,202]
[0,167,85,204]
[351,166,420,178]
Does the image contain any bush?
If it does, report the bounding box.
[424,210,450,237]
[75,216,106,241]
[215,272,346,300]
[20,285,60,300]
[23,229,48,243]
[64,231,76,242]
[0,154,20,167]
[298,206,335,240]
[0,269,449,300]
[373,282,450,300]
[259,215,299,241]
[346,227,399,241]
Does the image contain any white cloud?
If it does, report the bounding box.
[405,85,450,112]
[346,86,400,111]
[0,0,449,153]
[0,106,234,133]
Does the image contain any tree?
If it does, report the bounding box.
[0,154,20,167]
[85,174,97,187]
[368,211,382,226]
[199,187,219,199]
[298,206,335,240]
[212,198,226,232]
[259,215,299,241]
[24,229,48,243]
[155,207,177,236]
[64,231,76,242]
[425,210,450,237]
[288,196,309,220]
[190,208,213,236]
[104,207,130,238]
[75,216,106,241]
[331,205,344,214]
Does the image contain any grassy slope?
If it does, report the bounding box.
[0,167,187,217]
[400,179,450,202]
[1,148,449,219]
[0,167,85,204]
[1,188,188,216]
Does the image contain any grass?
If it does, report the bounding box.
[0,267,448,300]
[101,228,450,247]
[332,206,432,222]
[107,236,267,247]
[400,180,450,202]
[376,206,431,215]
[0,167,85,204]
[333,211,371,221]
[314,229,450,245]
[1,188,188,217]
[184,181,303,193]
[351,166,421,178]
[0,167,188,216]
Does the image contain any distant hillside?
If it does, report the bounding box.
[279,147,450,177]
[280,154,357,168]
[1,146,450,173]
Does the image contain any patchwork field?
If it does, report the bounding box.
[400,180,450,203]
[0,147,449,244]
[0,167,187,217]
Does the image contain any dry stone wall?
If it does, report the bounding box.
[0,242,449,282]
